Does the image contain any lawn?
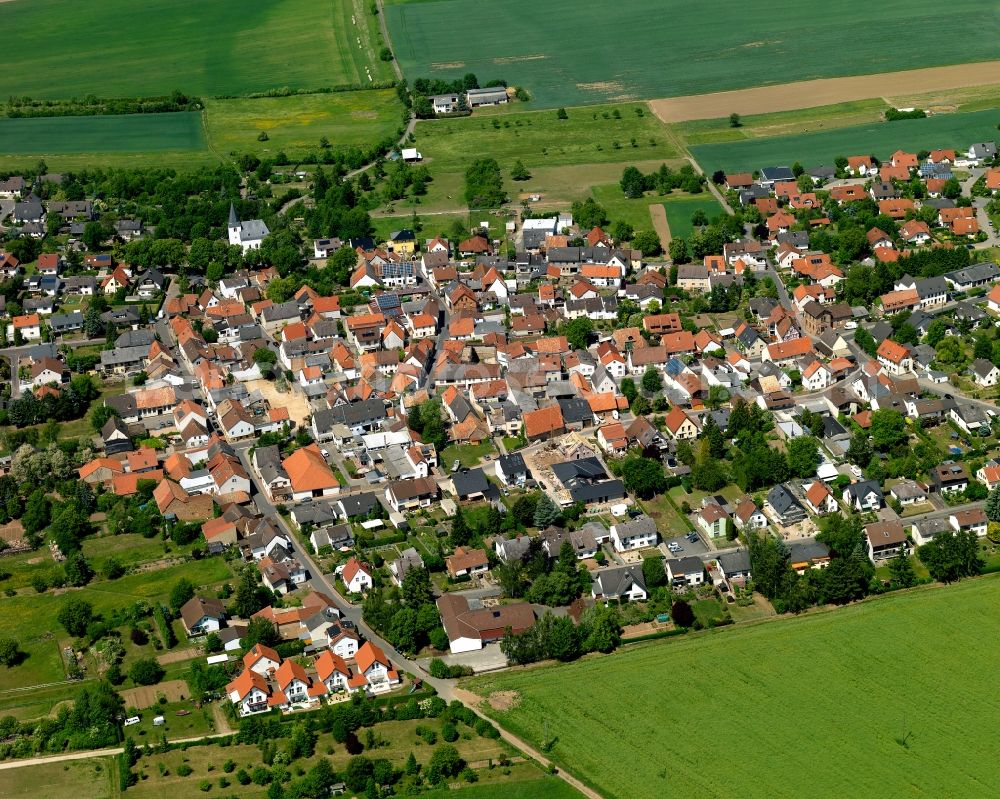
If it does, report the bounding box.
[203,90,403,159]
[638,494,691,539]
[589,184,665,233]
[441,442,497,469]
[421,774,584,799]
[0,757,117,799]
[661,195,726,240]
[0,0,390,99]
[387,0,997,108]
[469,576,1000,798]
[691,105,1000,173]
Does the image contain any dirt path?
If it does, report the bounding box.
[649,203,671,251]
[451,687,604,799]
[649,60,1000,123]
[211,703,232,735]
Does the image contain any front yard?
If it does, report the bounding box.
[441,442,497,469]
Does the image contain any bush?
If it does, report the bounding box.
[236,769,251,785]
[198,779,211,791]
[222,759,236,773]
[177,764,193,777]
[441,722,459,743]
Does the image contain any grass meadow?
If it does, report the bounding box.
[386,0,998,107]
[690,105,1000,173]
[0,758,117,799]
[204,90,402,157]
[469,576,1000,798]
[0,0,390,99]
[662,196,727,240]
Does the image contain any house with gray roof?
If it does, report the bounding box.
[765,484,805,525]
[591,564,647,601]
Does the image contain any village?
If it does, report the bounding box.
[1,131,1000,730]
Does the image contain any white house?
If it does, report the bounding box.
[610,515,659,552]
[666,556,705,588]
[341,558,373,594]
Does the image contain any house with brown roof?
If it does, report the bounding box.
[437,593,535,654]
[153,480,214,521]
[180,596,226,636]
[523,404,565,440]
[282,444,339,502]
[385,476,439,513]
[865,520,908,562]
[446,546,489,579]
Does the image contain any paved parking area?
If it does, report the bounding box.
[422,644,509,673]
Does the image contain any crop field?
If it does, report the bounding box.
[386,0,997,108]
[662,196,726,240]
[691,105,1000,173]
[0,113,204,155]
[469,577,1000,799]
[204,90,402,157]
[0,0,391,99]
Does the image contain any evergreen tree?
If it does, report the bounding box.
[986,486,1000,523]
[888,552,917,588]
[533,494,561,528]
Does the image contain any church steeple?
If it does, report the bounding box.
[228,203,239,228]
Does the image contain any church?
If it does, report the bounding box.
[227,204,269,252]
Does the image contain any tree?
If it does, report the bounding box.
[642,555,667,588]
[21,489,51,538]
[510,160,530,181]
[870,409,908,452]
[401,566,433,608]
[169,578,196,614]
[641,366,662,393]
[556,107,568,120]
[57,596,94,637]
[919,531,983,583]
[0,638,23,668]
[64,552,94,586]
[671,600,695,627]
[632,230,662,257]
[571,197,609,230]
[786,436,820,479]
[729,113,742,128]
[533,494,561,528]
[986,486,1000,522]
[888,552,917,588]
[253,347,277,366]
[620,455,667,499]
[90,403,120,432]
[620,166,646,199]
[233,567,274,619]
[427,744,464,783]
[924,319,948,348]
[562,317,593,350]
[611,220,634,242]
[82,221,106,251]
[620,377,637,404]
[129,657,165,686]
[449,506,472,547]
[464,158,505,208]
[244,616,280,649]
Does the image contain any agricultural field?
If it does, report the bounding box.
[0,113,211,172]
[386,0,997,108]
[203,90,403,158]
[469,577,1000,798]
[0,0,391,100]
[690,105,1000,173]
[661,196,726,240]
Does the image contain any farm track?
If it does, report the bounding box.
[649,60,1000,123]
[648,203,670,250]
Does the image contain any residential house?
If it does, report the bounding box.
[864,520,907,562]
[609,515,658,552]
[592,564,648,602]
[436,594,535,654]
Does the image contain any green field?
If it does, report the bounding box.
[0,113,204,155]
[662,196,726,240]
[386,0,998,108]
[676,99,892,146]
[691,105,1000,173]
[470,577,1000,798]
[204,91,402,157]
[422,777,584,799]
[0,0,391,99]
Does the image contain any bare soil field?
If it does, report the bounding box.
[121,678,189,710]
[650,60,1000,123]
[648,203,671,249]
[245,379,312,427]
